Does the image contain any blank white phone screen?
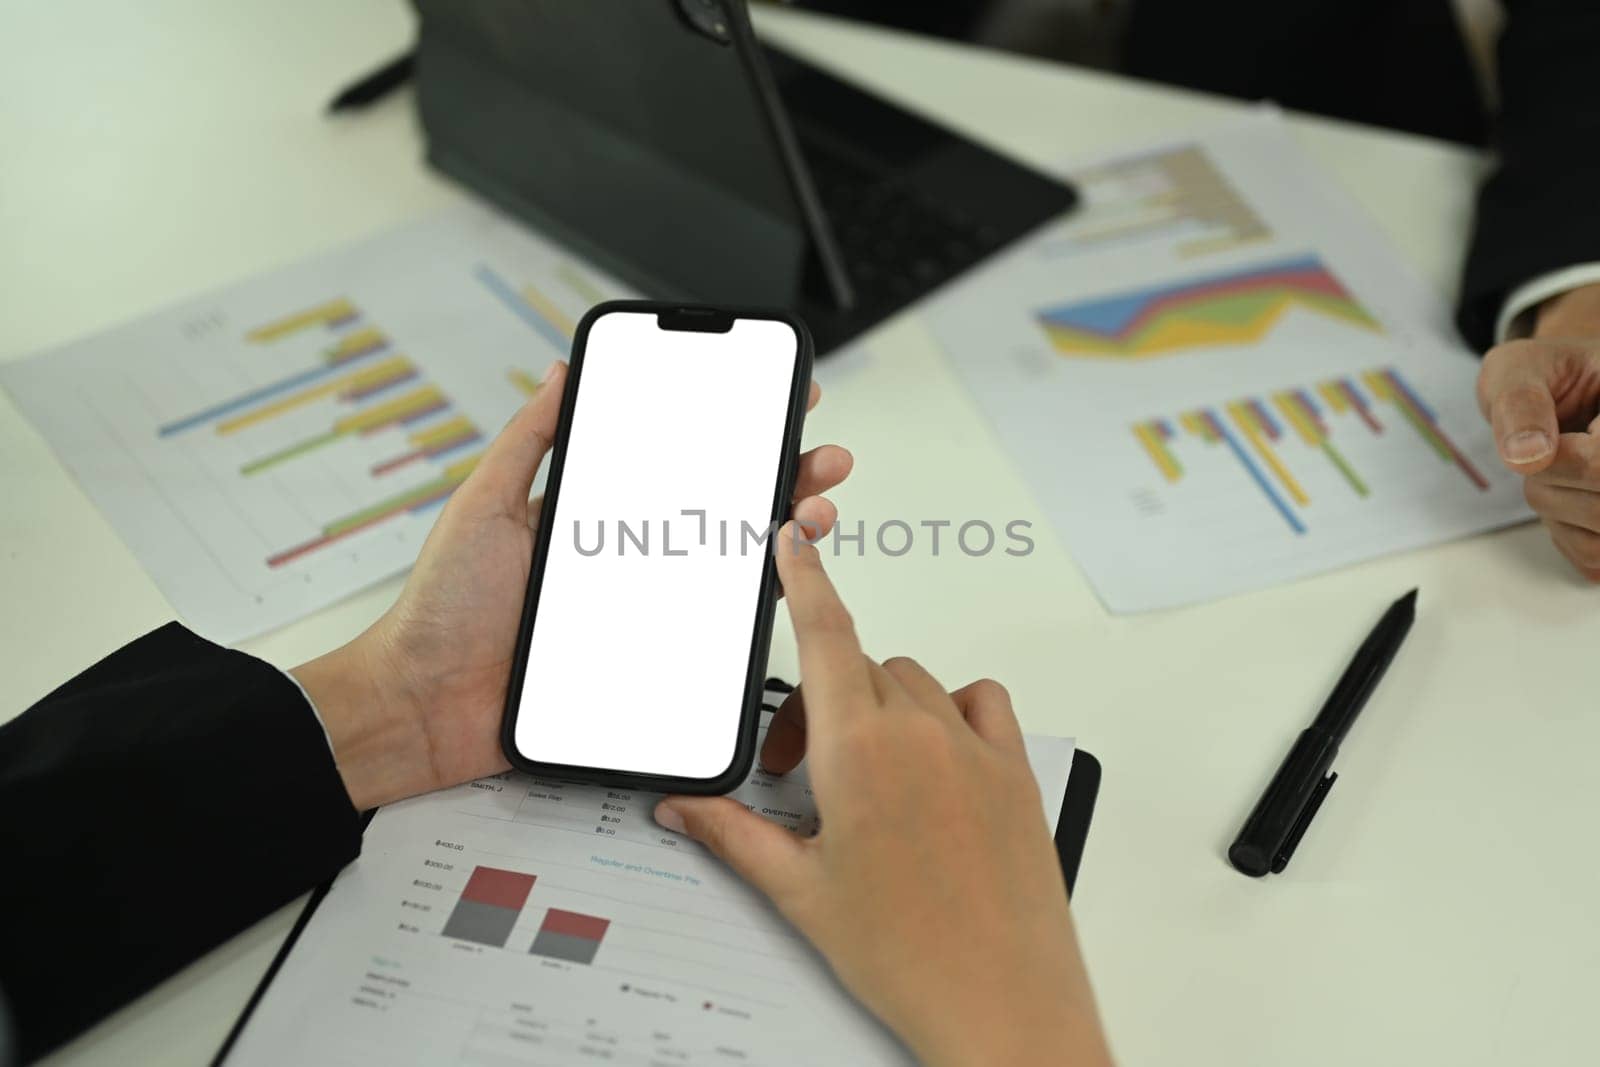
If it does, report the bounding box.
[515,312,800,780]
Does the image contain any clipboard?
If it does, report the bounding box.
[212,683,1100,1065]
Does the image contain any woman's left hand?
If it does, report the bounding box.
[292,361,852,810]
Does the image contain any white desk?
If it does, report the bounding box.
[3,3,1596,1064]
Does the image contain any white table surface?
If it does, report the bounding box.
[3,2,1596,1065]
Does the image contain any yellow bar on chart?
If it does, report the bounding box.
[215,356,414,436]
[326,326,388,363]
[1272,393,1323,446]
[1317,381,1350,413]
[1180,411,1213,441]
[1361,370,1394,401]
[441,452,485,484]
[509,368,541,397]
[1227,401,1310,506]
[411,414,476,449]
[247,298,357,342]
[336,385,446,434]
[521,285,576,340]
[1133,423,1183,483]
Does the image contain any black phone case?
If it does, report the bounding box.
[498,300,815,795]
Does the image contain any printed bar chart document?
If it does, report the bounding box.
[0,206,632,641]
[220,719,1077,1066]
[924,113,1530,612]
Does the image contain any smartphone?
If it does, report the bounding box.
[500,302,814,794]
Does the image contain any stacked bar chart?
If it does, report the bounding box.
[1272,388,1370,498]
[0,207,633,641]
[240,384,450,475]
[158,325,398,437]
[529,909,612,965]
[438,865,612,964]
[441,866,538,948]
[1037,255,1380,359]
[1361,367,1489,490]
[245,297,358,341]
[266,452,481,567]
[1132,419,1182,483]
[1135,366,1489,535]
[920,119,1533,612]
[371,414,481,476]
[152,291,522,571]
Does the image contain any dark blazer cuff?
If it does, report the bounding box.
[0,623,363,1062]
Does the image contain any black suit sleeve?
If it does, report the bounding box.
[0,623,363,1064]
[1457,0,1600,348]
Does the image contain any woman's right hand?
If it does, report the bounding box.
[654,527,1113,1067]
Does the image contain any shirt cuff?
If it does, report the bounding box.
[279,666,337,758]
[1496,263,1600,341]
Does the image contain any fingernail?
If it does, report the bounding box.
[653,801,686,835]
[541,360,562,385]
[1502,430,1553,464]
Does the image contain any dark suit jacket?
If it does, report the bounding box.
[0,624,362,1065]
[804,0,1600,350]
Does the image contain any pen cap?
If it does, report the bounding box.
[1228,728,1339,877]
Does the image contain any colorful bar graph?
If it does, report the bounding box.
[1184,408,1307,534]
[159,326,391,437]
[371,415,482,475]
[159,350,389,437]
[1132,419,1183,483]
[1319,377,1384,433]
[509,368,542,397]
[266,451,482,567]
[1272,389,1370,498]
[1136,366,1483,534]
[213,356,414,436]
[340,361,419,403]
[521,284,576,340]
[1246,398,1280,440]
[326,326,390,365]
[529,908,611,965]
[1226,401,1310,506]
[246,298,358,342]
[241,386,448,475]
[440,866,537,949]
[1363,369,1489,490]
[475,264,571,354]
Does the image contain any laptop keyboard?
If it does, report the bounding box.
[799,140,1007,307]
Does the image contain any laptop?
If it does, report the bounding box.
[411,0,1077,355]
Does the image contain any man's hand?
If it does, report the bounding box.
[292,365,853,811]
[1477,282,1600,581]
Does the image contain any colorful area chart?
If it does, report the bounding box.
[1038,255,1380,358]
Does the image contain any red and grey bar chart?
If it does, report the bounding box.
[529,908,612,965]
[1131,365,1489,534]
[440,865,613,965]
[440,866,538,948]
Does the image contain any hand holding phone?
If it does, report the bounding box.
[501,303,815,793]
[291,336,846,811]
